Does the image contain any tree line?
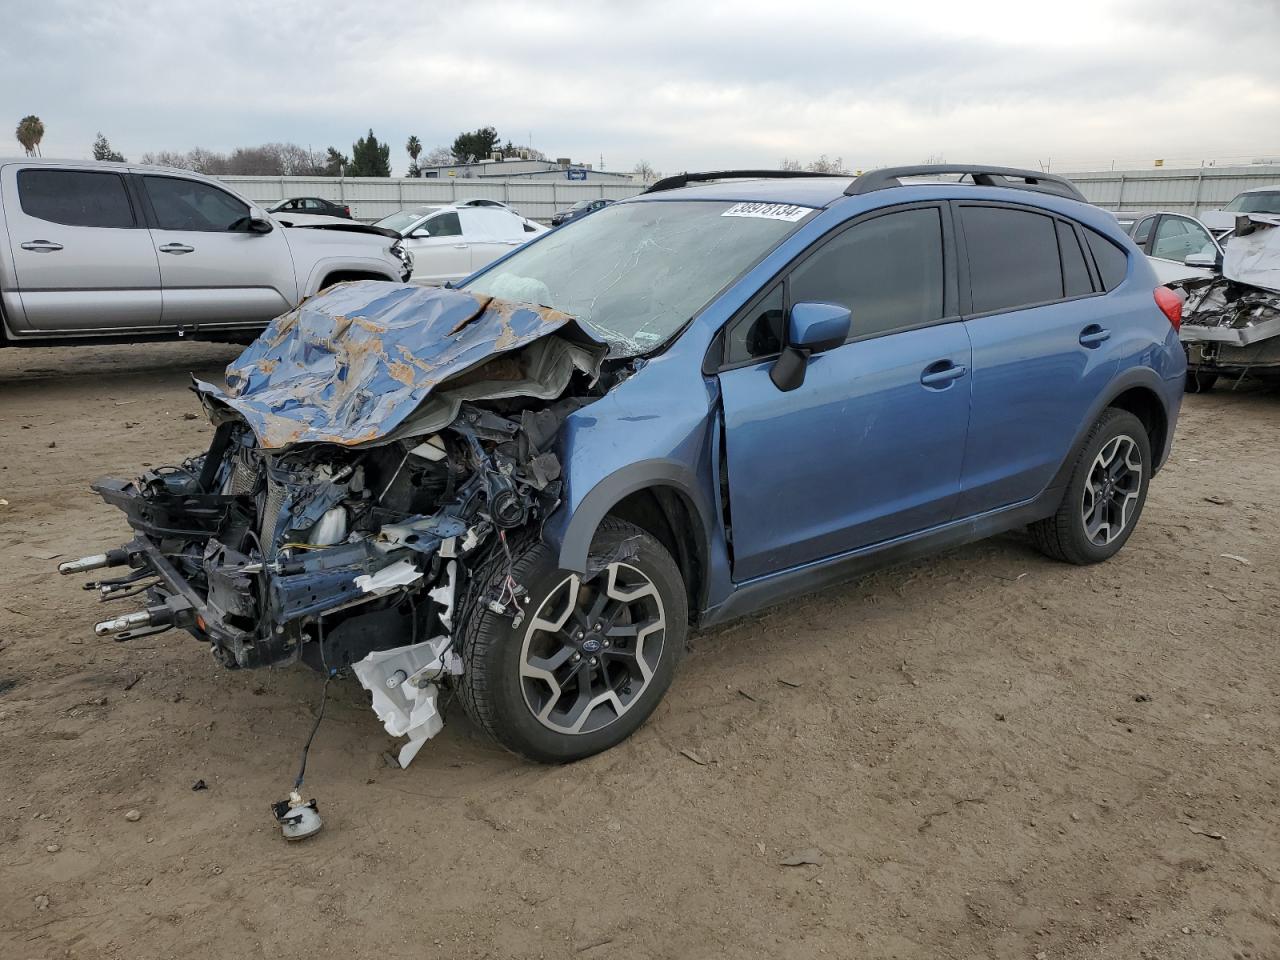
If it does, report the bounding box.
[16,114,657,180]
[92,126,546,178]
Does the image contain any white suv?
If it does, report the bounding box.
[374,202,546,284]
[0,158,411,344]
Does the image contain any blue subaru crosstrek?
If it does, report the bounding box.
[68,165,1185,767]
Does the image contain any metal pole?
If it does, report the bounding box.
[1116,173,1126,210]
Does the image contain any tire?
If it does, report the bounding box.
[1185,371,1218,394]
[1029,408,1151,565]
[457,518,688,763]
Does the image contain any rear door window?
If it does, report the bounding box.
[143,176,249,231]
[18,168,136,228]
[960,206,1063,313]
[789,206,946,339]
[1133,216,1155,246]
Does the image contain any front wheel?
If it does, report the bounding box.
[1029,408,1151,565]
[457,519,687,763]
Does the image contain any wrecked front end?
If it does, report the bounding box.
[61,281,608,765]
[1180,214,1280,381]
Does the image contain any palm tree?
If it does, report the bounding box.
[406,135,421,163]
[16,115,45,157]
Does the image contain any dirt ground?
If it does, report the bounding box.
[0,341,1276,960]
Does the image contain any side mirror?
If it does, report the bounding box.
[410,229,430,239]
[1184,249,1222,270]
[769,302,852,392]
[247,215,274,234]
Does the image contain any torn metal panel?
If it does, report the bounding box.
[194,282,606,450]
[1222,214,1280,293]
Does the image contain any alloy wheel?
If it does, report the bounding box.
[1080,434,1143,546]
[519,562,666,735]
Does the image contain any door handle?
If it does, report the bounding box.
[452,243,468,249]
[20,240,63,252]
[920,361,967,388]
[504,240,522,245]
[159,243,194,255]
[1079,325,1111,347]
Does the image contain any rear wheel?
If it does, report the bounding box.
[1185,371,1218,393]
[1029,408,1151,565]
[457,519,687,762]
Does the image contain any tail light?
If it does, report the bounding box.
[1153,286,1182,331]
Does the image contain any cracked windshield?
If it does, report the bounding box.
[465,200,810,355]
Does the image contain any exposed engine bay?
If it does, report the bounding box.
[1180,214,1280,379]
[60,282,612,768]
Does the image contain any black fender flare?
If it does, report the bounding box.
[1048,365,1175,495]
[549,459,715,576]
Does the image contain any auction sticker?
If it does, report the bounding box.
[721,202,812,222]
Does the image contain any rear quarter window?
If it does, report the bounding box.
[1083,228,1128,291]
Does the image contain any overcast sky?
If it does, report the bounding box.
[3,0,1279,175]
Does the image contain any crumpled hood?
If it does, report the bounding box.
[196,281,607,449]
[1224,214,1280,294]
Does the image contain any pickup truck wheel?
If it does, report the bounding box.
[457,519,687,763]
[1185,371,1218,393]
[1029,408,1151,565]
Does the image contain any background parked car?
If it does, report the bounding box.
[550,198,613,226]
[1199,184,1280,238]
[0,159,410,343]
[1120,211,1223,284]
[372,203,546,284]
[267,196,352,218]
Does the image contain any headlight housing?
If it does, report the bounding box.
[391,241,413,281]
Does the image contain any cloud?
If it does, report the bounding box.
[1,0,1278,174]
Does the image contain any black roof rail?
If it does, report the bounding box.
[845,165,1086,202]
[643,169,838,194]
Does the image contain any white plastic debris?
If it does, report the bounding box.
[460,525,484,553]
[353,558,422,595]
[352,637,453,767]
[276,791,323,841]
[428,560,457,630]
[408,435,447,462]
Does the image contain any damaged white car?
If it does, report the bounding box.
[1178,213,1280,390]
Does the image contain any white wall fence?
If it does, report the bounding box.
[1063,165,1280,216]
[219,166,1280,223]
[217,175,646,223]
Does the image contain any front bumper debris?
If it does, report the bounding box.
[60,282,612,766]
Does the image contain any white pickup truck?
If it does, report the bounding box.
[0,158,412,344]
